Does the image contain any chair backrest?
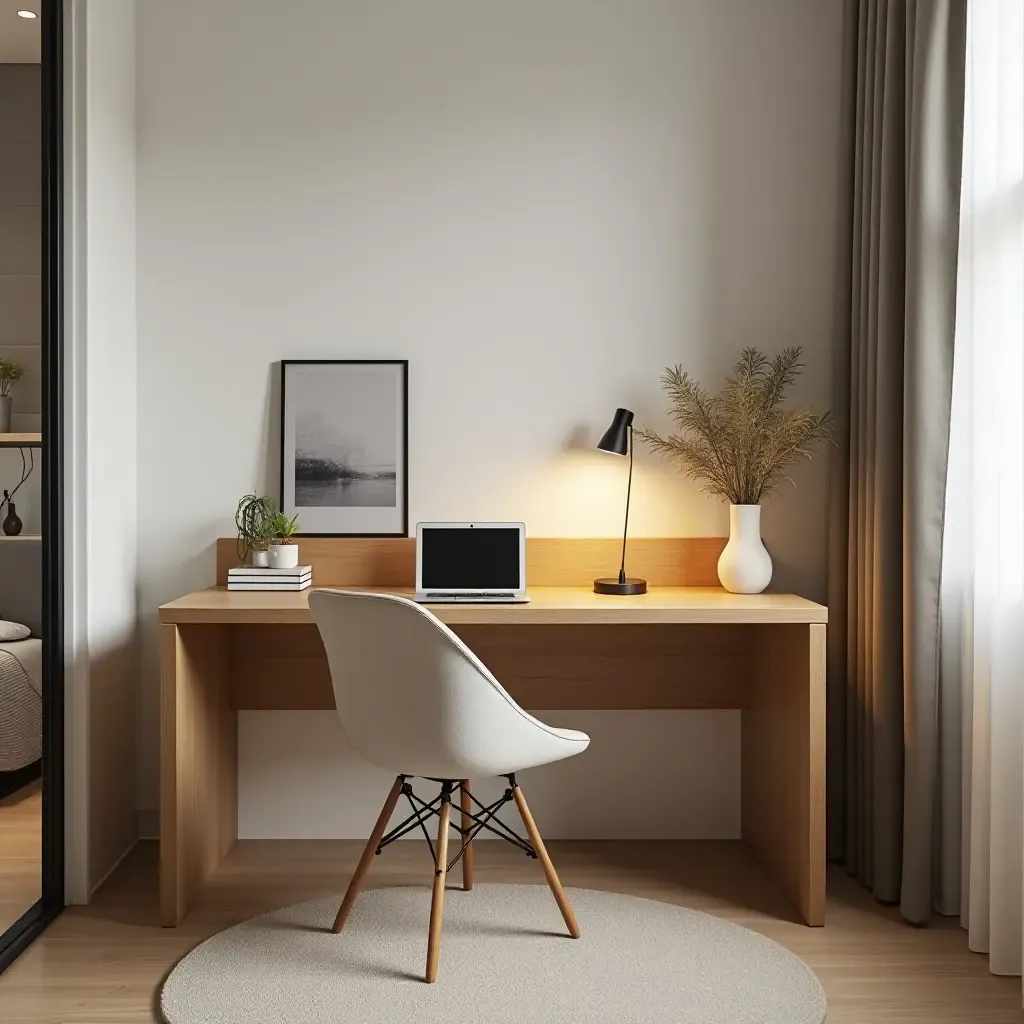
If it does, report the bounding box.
[308,589,558,778]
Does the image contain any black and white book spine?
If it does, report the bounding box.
[226,574,312,585]
[227,581,312,592]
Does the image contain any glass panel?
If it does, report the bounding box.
[0,8,42,935]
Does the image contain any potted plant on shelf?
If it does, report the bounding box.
[0,357,25,434]
[639,347,832,594]
[268,510,301,569]
[235,493,277,567]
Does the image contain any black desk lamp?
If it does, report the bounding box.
[594,408,647,595]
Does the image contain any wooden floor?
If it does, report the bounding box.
[0,782,40,938]
[0,838,1019,1022]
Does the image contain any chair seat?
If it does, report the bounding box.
[392,726,590,781]
[550,726,589,744]
[310,589,592,781]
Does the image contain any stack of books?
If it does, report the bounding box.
[227,565,313,592]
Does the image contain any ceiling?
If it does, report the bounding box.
[0,2,39,63]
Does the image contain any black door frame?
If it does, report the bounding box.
[0,0,65,974]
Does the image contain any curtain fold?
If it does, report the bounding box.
[942,0,1024,981]
[827,0,968,922]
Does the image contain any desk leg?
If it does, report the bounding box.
[742,623,826,926]
[160,623,237,926]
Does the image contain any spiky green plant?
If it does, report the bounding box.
[269,510,300,543]
[638,347,832,505]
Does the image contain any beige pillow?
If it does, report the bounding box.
[0,621,30,642]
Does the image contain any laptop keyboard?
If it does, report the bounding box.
[425,592,517,601]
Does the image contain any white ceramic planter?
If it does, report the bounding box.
[268,543,299,569]
[251,549,269,567]
[717,504,772,594]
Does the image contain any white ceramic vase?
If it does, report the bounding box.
[251,549,269,567]
[717,504,772,594]
[268,543,299,569]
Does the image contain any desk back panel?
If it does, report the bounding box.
[226,622,752,712]
[216,536,726,588]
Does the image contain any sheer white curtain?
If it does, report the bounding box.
[942,0,1024,981]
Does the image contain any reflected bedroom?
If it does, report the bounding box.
[0,4,41,940]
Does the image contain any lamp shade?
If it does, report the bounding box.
[597,408,634,455]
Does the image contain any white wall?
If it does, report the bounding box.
[65,0,139,898]
[135,0,844,837]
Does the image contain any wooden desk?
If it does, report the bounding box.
[160,585,826,626]
[158,539,827,929]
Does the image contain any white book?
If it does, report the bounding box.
[226,572,311,584]
[229,564,312,577]
[227,581,312,592]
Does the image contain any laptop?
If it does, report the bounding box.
[414,522,530,603]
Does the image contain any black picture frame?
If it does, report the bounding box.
[0,0,65,976]
[279,360,409,537]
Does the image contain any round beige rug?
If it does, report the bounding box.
[161,885,826,1024]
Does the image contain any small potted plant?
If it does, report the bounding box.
[268,510,301,569]
[0,357,25,433]
[639,346,832,594]
[235,493,277,567]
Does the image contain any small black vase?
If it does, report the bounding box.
[3,501,22,536]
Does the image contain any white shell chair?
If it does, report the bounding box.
[309,588,590,983]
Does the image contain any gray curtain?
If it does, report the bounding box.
[826,0,968,924]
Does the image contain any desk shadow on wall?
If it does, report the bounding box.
[88,640,140,893]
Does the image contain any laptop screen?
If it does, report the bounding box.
[420,527,521,590]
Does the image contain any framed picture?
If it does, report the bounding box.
[280,360,408,536]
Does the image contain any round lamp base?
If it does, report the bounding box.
[593,577,648,596]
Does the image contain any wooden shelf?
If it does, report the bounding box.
[0,433,41,449]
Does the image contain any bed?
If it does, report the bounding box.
[0,538,42,795]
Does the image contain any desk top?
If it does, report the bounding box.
[158,586,828,626]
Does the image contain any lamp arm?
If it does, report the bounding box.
[619,427,634,585]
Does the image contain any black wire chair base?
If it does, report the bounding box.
[376,774,536,873]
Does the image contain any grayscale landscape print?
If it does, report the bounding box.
[293,367,398,508]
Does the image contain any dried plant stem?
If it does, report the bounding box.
[638,346,833,505]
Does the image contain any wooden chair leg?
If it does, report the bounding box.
[512,783,581,939]
[459,780,474,891]
[332,775,404,934]
[425,788,453,983]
